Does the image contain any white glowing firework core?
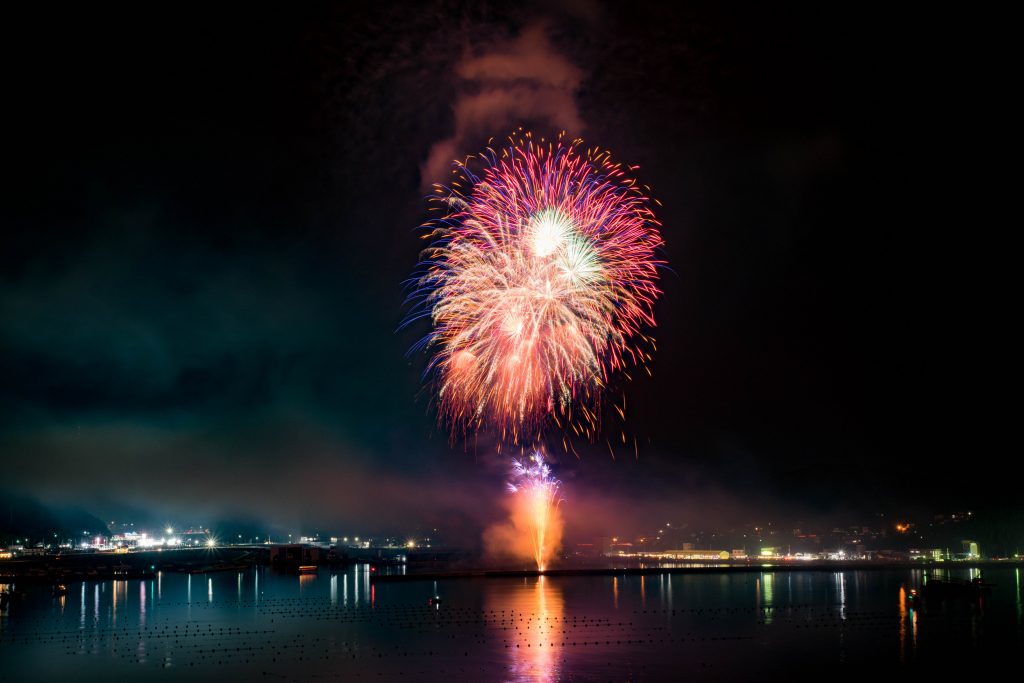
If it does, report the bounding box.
[529,208,574,258]
[502,312,525,338]
[558,233,601,286]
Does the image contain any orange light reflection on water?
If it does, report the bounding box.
[489,576,564,682]
[898,585,918,663]
[898,586,907,663]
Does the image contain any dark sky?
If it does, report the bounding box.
[2,3,1016,539]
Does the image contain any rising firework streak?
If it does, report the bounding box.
[507,451,562,572]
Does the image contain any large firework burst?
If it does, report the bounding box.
[408,131,663,444]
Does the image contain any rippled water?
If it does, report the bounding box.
[1,566,1020,680]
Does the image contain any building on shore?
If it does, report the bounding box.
[627,549,732,561]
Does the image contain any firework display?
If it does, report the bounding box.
[409,132,663,444]
[506,451,562,572]
[409,132,664,571]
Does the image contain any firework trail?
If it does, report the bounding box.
[506,451,562,571]
[407,131,664,445]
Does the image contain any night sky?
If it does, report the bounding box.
[2,4,1016,540]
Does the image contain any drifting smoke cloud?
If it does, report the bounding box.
[484,494,565,570]
[421,23,584,186]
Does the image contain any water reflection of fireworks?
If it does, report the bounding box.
[488,576,564,683]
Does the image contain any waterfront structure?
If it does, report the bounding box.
[629,549,731,561]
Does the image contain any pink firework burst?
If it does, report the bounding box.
[408,132,664,444]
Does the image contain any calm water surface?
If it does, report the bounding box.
[1,566,1020,680]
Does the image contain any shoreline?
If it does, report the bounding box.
[3,553,1020,584]
[370,560,1024,583]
